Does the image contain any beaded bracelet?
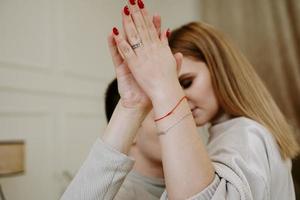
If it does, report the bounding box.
[154,96,187,122]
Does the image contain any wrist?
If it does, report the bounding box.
[150,82,186,119]
[118,100,150,119]
[150,81,184,103]
[149,80,184,102]
[119,94,152,113]
[102,100,149,154]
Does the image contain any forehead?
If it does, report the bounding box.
[178,57,205,77]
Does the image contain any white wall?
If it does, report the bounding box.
[0,0,201,199]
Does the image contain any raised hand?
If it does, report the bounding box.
[112,0,183,102]
[108,14,164,110]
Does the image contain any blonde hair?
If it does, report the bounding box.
[169,22,300,160]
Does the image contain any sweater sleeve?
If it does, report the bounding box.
[160,169,268,200]
[160,121,272,200]
[60,138,135,200]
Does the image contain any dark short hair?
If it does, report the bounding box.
[104,78,120,122]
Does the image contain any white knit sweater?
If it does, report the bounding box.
[61,117,296,200]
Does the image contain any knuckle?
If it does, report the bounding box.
[130,33,140,41]
[137,23,146,31]
[121,44,131,55]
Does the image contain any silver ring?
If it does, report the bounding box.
[131,41,143,50]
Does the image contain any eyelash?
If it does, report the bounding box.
[180,79,193,89]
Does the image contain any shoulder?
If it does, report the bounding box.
[207,117,277,156]
[206,117,293,199]
[207,117,278,188]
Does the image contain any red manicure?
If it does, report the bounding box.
[129,0,136,5]
[113,27,119,36]
[137,0,144,9]
[166,28,171,38]
[124,6,130,15]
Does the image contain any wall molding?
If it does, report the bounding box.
[0,60,111,84]
[0,85,102,101]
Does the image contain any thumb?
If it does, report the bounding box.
[174,52,183,74]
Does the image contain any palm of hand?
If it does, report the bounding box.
[115,61,151,109]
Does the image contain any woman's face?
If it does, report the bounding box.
[178,56,220,126]
[134,57,220,163]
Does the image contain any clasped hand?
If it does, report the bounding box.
[107,0,183,111]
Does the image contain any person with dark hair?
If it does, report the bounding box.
[104,77,166,199]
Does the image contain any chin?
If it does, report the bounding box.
[193,117,204,127]
[193,115,210,127]
[195,121,206,127]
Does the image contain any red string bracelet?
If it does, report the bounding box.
[154,96,187,122]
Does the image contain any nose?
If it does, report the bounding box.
[182,91,194,110]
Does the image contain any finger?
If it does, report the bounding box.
[127,0,151,45]
[122,5,144,55]
[174,52,183,75]
[112,27,137,66]
[152,14,161,38]
[107,33,123,67]
[161,28,171,46]
[108,33,132,77]
[139,8,160,42]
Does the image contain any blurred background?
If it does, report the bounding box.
[0,0,299,199]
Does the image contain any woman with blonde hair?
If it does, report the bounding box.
[61,1,299,199]
[168,21,299,161]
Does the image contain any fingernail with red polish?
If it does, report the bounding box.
[166,28,171,38]
[129,0,136,5]
[138,0,144,9]
[113,27,119,36]
[124,5,130,15]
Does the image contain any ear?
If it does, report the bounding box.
[174,52,183,74]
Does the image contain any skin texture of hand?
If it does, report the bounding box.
[109,12,183,111]
[107,15,163,111]
[112,2,183,102]
[108,36,151,111]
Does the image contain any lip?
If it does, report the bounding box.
[191,108,197,117]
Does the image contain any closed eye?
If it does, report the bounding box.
[180,79,193,89]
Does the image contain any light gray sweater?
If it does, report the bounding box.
[114,170,165,199]
[60,117,296,200]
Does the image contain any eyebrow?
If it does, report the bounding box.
[179,73,194,80]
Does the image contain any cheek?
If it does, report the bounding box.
[191,76,214,104]
[205,78,219,113]
[200,86,218,112]
[191,76,219,123]
[137,120,160,147]
[206,91,219,114]
[136,122,162,160]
